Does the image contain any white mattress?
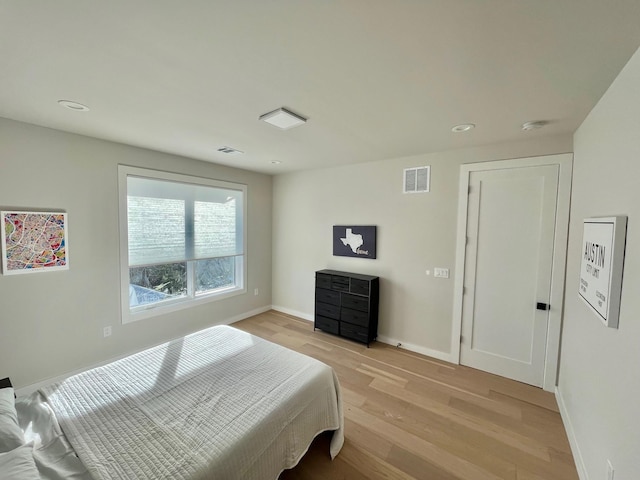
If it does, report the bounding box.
[40,325,344,480]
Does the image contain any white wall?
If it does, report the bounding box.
[0,118,272,389]
[558,46,640,480]
[272,135,572,359]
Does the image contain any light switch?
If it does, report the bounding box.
[434,268,449,278]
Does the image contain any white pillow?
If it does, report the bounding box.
[0,443,40,480]
[0,388,24,453]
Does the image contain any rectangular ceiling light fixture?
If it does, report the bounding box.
[259,107,307,130]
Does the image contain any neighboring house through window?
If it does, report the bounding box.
[118,165,247,323]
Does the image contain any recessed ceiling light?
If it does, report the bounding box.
[58,100,90,112]
[270,160,282,165]
[451,123,475,133]
[521,121,547,131]
[259,108,307,130]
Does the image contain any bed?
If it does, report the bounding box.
[2,325,344,480]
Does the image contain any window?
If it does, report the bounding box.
[118,166,246,323]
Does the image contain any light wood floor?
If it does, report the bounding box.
[233,310,578,480]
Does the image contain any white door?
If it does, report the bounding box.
[459,163,559,387]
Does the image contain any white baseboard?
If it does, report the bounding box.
[376,335,454,363]
[225,305,273,325]
[271,305,314,322]
[555,386,588,480]
[15,306,273,397]
[270,307,454,363]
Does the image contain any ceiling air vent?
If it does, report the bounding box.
[403,166,430,193]
[217,146,244,155]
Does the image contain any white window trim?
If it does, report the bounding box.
[118,165,247,324]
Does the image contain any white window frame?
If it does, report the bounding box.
[118,165,247,324]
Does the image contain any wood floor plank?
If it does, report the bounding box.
[347,404,505,480]
[340,441,416,480]
[369,377,552,462]
[447,396,571,453]
[356,363,409,387]
[232,311,579,480]
[341,386,367,408]
[386,444,484,480]
[343,418,394,460]
[356,391,519,479]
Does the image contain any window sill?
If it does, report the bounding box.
[122,285,246,324]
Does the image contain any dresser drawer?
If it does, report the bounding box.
[340,322,369,343]
[315,316,339,335]
[316,288,340,306]
[331,275,350,291]
[316,302,340,320]
[341,307,369,327]
[316,273,332,289]
[341,293,369,312]
[350,278,370,295]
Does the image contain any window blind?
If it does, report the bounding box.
[127,176,244,267]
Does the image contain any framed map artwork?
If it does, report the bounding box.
[1,211,69,275]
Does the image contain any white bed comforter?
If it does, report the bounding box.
[41,325,344,480]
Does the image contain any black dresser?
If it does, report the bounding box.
[314,269,379,346]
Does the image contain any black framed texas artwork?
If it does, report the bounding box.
[332,225,376,259]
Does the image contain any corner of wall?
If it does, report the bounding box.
[555,386,589,480]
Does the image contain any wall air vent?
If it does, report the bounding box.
[403,166,430,193]
[217,146,244,155]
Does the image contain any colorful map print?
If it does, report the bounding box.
[2,212,68,274]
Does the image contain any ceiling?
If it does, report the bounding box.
[2,1,640,175]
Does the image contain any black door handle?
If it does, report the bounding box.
[536,302,550,311]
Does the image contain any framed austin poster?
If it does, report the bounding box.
[333,225,376,259]
[578,216,627,328]
[1,211,69,275]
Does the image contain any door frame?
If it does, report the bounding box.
[451,153,573,391]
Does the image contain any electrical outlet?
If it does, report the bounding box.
[103,326,112,338]
[607,460,614,480]
[434,267,449,278]
[254,288,259,296]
